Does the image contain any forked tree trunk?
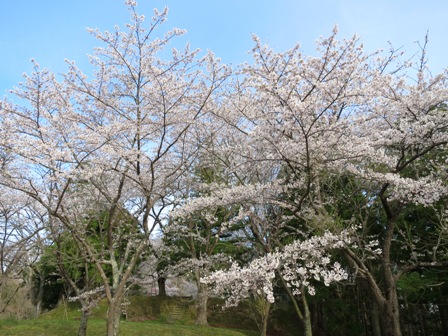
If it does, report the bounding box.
[343,192,403,336]
[260,305,270,336]
[358,264,402,336]
[252,296,271,336]
[276,271,312,336]
[345,252,403,336]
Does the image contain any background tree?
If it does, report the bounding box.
[0,189,45,318]
[168,166,245,325]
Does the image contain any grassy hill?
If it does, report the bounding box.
[0,296,260,336]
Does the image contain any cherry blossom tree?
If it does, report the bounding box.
[339,46,448,335]
[0,1,229,335]
[161,107,250,325]
[167,173,241,325]
[175,29,448,336]
[172,28,374,335]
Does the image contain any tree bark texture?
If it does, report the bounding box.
[78,310,89,336]
[106,300,121,336]
[196,282,208,326]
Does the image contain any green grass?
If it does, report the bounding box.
[0,298,258,336]
[0,318,256,336]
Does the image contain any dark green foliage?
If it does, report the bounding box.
[31,247,65,311]
[31,207,143,313]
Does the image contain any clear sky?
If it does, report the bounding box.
[1,0,447,97]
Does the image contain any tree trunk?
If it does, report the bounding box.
[250,295,271,336]
[301,292,313,336]
[106,300,121,336]
[78,309,89,336]
[260,300,271,336]
[380,299,402,336]
[344,246,403,336]
[196,282,208,326]
[371,301,381,336]
[276,271,311,335]
[35,271,45,316]
[356,269,402,336]
[312,302,327,336]
[377,193,403,336]
[380,262,402,336]
[157,276,167,296]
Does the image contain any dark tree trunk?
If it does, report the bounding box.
[378,197,402,336]
[312,302,327,336]
[439,300,448,336]
[157,276,166,296]
[371,301,381,336]
[379,299,402,336]
[35,271,45,316]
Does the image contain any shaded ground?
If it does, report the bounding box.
[0,295,302,335]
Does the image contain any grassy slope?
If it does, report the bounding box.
[0,319,256,336]
[0,298,258,336]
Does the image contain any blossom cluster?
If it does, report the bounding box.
[204,230,351,306]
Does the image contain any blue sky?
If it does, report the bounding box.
[1,0,447,97]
